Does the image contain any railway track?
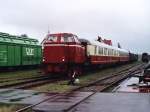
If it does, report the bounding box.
[0,75,61,89]
[0,75,48,83]
[64,63,145,112]
[71,63,144,92]
[15,63,145,112]
[15,78,59,89]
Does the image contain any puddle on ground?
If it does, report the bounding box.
[0,89,43,104]
[114,74,150,93]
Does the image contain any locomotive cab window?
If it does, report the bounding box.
[74,35,81,44]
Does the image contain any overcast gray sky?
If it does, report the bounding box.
[0,0,150,53]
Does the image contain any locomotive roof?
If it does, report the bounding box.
[90,40,129,53]
[48,33,74,37]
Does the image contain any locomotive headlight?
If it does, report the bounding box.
[62,57,65,62]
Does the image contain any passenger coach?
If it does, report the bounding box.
[85,40,129,65]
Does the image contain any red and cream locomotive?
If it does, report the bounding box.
[42,33,130,78]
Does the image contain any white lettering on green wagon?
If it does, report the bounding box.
[26,48,34,56]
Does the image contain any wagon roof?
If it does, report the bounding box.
[0,32,40,46]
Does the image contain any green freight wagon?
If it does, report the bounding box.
[0,32,42,68]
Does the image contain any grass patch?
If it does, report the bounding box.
[0,69,41,79]
[0,69,43,86]
[0,103,29,112]
[32,81,76,93]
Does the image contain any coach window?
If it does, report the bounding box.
[103,48,105,56]
[116,51,118,56]
[112,50,114,56]
[106,49,108,55]
[98,47,102,55]
[109,49,111,56]
[103,48,105,55]
[113,50,114,56]
[108,49,110,56]
[107,49,109,56]
[104,48,107,56]
[101,47,103,55]
[114,50,115,56]
[114,50,116,56]
[121,52,122,56]
[110,49,112,56]
[104,48,106,55]
[102,48,104,55]
[111,49,113,56]
[98,47,100,54]
[121,52,123,56]
[115,51,117,56]
[123,52,125,56]
[118,51,120,56]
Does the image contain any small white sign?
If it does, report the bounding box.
[26,48,34,56]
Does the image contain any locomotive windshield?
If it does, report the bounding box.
[61,36,74,42]
[48,36,57,42]
[46,34,80,44]
[61,35,80,44]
